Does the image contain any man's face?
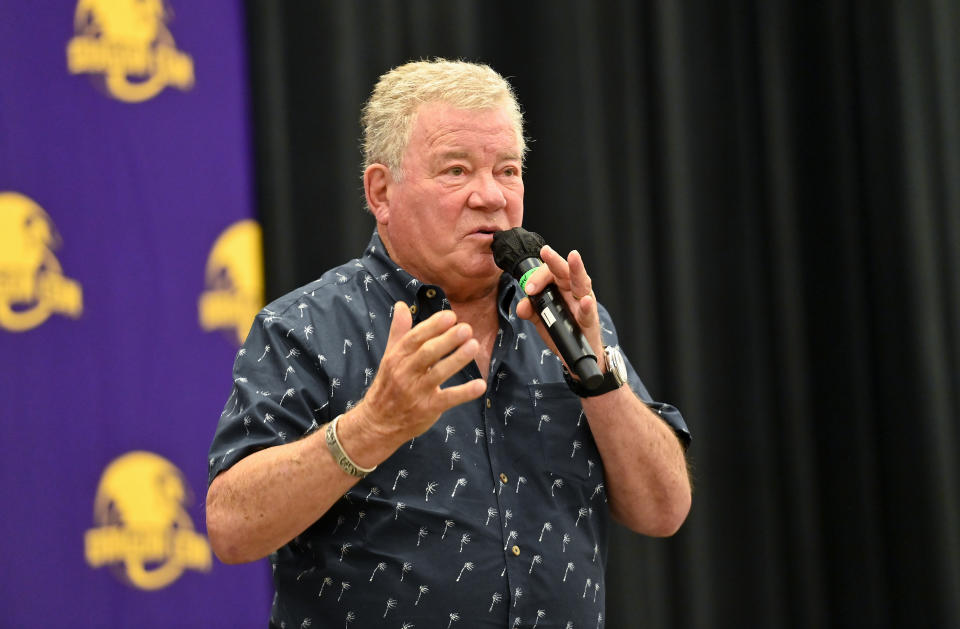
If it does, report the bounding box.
[377,101,524,301]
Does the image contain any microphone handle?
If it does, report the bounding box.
[515,258,604,389]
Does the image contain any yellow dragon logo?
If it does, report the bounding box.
[67,0,194,102]
[0,192,83,332]
[84,451,211,590]
[198,220,264,345]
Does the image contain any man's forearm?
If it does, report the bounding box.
[205,406,401,564]
[581,385,691,536]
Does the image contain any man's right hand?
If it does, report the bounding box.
[344,302,487,463]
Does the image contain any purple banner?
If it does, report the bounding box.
[0,2,271,626]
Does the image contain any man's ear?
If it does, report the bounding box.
[364,164,392,223]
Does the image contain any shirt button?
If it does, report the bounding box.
[486,398,492,408]
[499,473,509,484]
[511,545,521,556]
[409,304,418,315]
[425,288,437,298]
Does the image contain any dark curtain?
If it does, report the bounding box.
[244,1,960,627]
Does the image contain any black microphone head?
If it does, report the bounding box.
[491,227,546,277]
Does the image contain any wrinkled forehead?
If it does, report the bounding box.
[407,102,522,160]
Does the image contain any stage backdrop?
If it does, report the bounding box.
[0,2,271,626]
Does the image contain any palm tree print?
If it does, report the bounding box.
[331,515,345,534]
[447,612,460,628]
[513,587,523,607]
[459,533,471,552]
[363,274,373,291]
[279,388,295,406]
[337,582,350,601]
[257,345,271,361]
[383,598,397,618]
[424,481,438,502]
[512,618,522,628]
[319,576,334,597]
[474,427,484,443]
[583,577,592,598]
[444,425,456,443]
[503,530,518,551]
[339,543,352,562]
[394,502,406,520]
[353,510,366,531]
[540,522,553,542]
[485,507,498,525]
[415,585,429,605]
[442,520,455,540]
[489,592,503,612]
[576,508,589,526]
[570,440,582,457]
[329,377,340,397]
[533,389,542,407]
[594,583,600,602]
[243,415,251,435]
[564,562,575,582]
[591,483,604,501]
[401,623,414,629]
[516,476,527,493]
[496,369,507,389]
[416,527,428,547]
[283,366,295,382]
[365,487,380,501]
[406,278,420,289]
[344,611,355,629]
[503,404,515,426]
[343,339,353,354]
[365,331,375,349]
[456,562,474,582]
[451,478,467,498]
[300,617,312,628]
[587,459,595,477]
[335,272,348,284]
[529,554,542,574]
[400,562,413,581]
[304,324,314,339]
[593,543,600,563]
[562,533,572,552]
[540,349,553,364]
[566,622,575,629]
[285,348,300,359]
[450,451,461,470]
[296,567,316,581]
[369,562,386,582]
[364,367,374,385]
[538,415,551,431]
[503,509,513,528]
[317,354,327,366]
[533,610,547,628]
[393,469,408,491]
[577,409,585,426]
[551,478,565,496]
[496,328,504,347]
[514,332,527,350]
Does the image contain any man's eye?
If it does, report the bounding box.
[448,166,464,176]
[503,167,519,177]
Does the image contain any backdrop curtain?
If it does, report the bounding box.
[244,1,960,626]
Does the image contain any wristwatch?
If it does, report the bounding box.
[563,345,628,397]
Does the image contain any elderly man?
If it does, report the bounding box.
[206,59,691,628]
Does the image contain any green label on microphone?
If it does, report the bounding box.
[518,268,537,292]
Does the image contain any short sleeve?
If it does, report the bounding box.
[596,303,692,448]
[207,308,329,485]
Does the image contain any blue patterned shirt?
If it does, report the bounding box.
[208,231,689,629]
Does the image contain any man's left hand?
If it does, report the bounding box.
[515,245,607,373]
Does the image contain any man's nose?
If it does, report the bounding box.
[466,171,506,211]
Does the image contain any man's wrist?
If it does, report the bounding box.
[325,415,377,478]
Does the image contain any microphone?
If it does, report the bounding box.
[491,228,604,390]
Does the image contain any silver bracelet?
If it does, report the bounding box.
[324,414,376,478]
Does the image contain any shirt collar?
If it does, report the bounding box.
[360,230,522,325]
